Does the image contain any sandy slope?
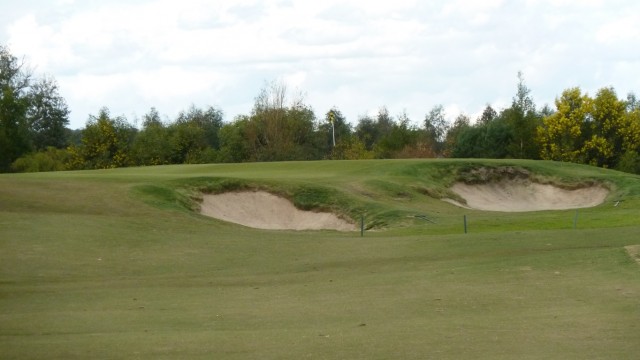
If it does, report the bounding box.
[448,179,609,212]
[200,179,609,229]
[200,191,356,231]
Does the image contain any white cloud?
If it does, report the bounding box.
[7,15,56,69]
[283,71,308,90]
[596,14,640,44]
[2,0,640,129]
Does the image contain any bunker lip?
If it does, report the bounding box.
[447,178,609,212]
[199,191,356,231]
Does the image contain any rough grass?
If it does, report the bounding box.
[1,159,640,359]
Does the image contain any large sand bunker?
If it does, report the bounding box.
[448,179,609,212]
[200,191,356,231]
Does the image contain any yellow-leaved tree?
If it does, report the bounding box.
[67,107,135,169]
[537,87,590,162]
[581,87,627,167]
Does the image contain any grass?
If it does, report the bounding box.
[1,159,640,359]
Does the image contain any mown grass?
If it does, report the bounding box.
[1,159,640,359]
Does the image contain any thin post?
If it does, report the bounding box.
[332,121,336,147]
[464,215,468,234]
[360,215,364,237]
[573,210,579,229]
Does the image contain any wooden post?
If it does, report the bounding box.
[464,215,467,234]
[361,215,364,237]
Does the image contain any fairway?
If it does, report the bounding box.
[1,159,640,359]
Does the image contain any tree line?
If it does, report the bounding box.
[2,45,640,174]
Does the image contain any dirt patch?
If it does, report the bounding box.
[625,245,640,265]
[199,191,356,231]
[446,167,609,212]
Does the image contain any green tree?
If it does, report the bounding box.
[66,128,82,146]
[249,81,289,160]
[218,116,251,163]
[167,105,223,163]
[451,125,484,158]
[444,114,471,157]
[484,117,512,158]
[168,121,209,164]
[450,105,505,159]
[243,81,317,161]
[175,105,223,149]
[451,113,510,159]
[355,115,378,151]
[283,103,318,160]
[502,72,541,159]
[354,107,400,157]
[27,75,70,150]
[477,104,497,125]
[616,150,640,174]
[377,111,426,158]
[371,107,400,157]
[626,93,639,112]
[319,107,351,157]
[0,45,32,171]
[130,108,173,165]
[423,105,449,156]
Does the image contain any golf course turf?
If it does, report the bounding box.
[1,159,639,359]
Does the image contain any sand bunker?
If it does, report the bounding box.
[448,179,609,212]
[200,191,356,231]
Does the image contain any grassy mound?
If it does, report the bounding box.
[140,160,638,231]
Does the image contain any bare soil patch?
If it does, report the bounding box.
[625,245,640,265]
[200,191,356,231]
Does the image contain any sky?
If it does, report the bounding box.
[2,0,639,129]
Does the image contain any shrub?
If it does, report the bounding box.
[11,147,71,172]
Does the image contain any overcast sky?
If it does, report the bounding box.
[2,0,639,129]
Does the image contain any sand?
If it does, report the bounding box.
[199,191,356,231]
[200,179,609,230]
[447,179,609,212]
